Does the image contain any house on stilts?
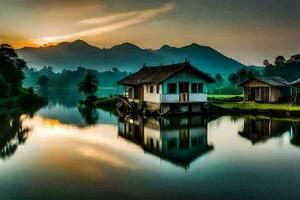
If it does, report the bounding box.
[117,61,215,115]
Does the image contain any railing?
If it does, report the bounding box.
[162,93,207,103]
[128,92,208,103]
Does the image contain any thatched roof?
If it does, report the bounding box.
[237,76,290,87]
[117,62,215,86]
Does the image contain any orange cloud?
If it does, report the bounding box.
[35,3,173,44]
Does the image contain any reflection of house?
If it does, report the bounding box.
[117,62,215,114]
[238,118,290,144]
[118,116,213,168]
[290,79,300,102]
[238,77,290,103]
[290,122,300,147]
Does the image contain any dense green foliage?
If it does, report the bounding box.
[23,66,128,93]
[228,67,261,86]
[79,73,99,97]
[0,44,43,107]
[0,44,26,96]
[208,67,261,95]
[264,55,300,81]
[37,75,49,87]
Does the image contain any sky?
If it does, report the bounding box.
[0,0,299,65]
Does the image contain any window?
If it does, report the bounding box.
[167,83,177,94]
[192,83,198,93]
[197,83,203,93]
[156,86,159,94]
[149,85,153,93]
[191,83,204,93]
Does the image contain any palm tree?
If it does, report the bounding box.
[78,73,99,97]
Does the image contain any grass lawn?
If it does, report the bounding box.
[94,96,118,107]
[214,102,300,111]
[208,94,243,99]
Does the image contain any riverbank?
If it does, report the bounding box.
[80,94,300,118]
[80,96,118,107]
[212,102,300,117]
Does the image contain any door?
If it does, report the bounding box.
[179,128,190,148]
[179,82,189,102]
[179,82,189,93]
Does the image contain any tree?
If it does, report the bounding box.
[263,60,270,66]
[37,75,49,87]
[0,75,9,97]
[0,44,27,95]
[238,68,248,81]
[215,73,224,83]
[247,71,255,79]
[78,73,99,97]
[112,67,119,73]
[274,56,286,66]
[228,73,238,85]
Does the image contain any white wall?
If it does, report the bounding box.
[142,84,208,103]
[161,93,207,103]
[189,93,208,102]
[144,84,162,103]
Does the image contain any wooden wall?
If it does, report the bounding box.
[241,78,290,102]
[241,79,269,87]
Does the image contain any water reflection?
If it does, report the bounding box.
[78,105,99,125]
[238,117,290,144]
[118,116,214,168]
[2,106,300,199]
[290,122,300,146]
[0,111,32,159]
[36,88,118,108]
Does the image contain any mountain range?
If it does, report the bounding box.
[17,40,249,76]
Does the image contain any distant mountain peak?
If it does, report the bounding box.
[185,43,206,48]
[73,39,90,46]
[159,44,174,50]
[55,39,91,48]
[111,42,141,50]
[17,40,247,76]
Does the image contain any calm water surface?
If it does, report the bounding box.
[1,102,300,199]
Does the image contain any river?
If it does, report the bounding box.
[0,94,300,199]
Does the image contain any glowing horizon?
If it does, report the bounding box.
[0,0,299,65]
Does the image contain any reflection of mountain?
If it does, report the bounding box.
[0,112,31,159]
[118,116,213,168]
[239,118,290,144]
